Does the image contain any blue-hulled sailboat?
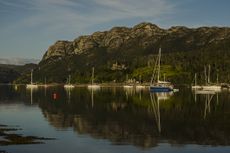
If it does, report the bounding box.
[150,48,174,92]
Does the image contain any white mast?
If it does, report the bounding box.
[69,75,71,85]
[208,64,211,84]
[157,48,161,83]
[31,69,33,84]
[204,66,207,85]
[195,73,197,86]
[92,67,94,85]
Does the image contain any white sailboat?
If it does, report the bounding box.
[150,48,174,92]
[135,75,146,89]
[26,69,38,88]
[44,77,48,88]
[123,74,134,88]
[64,75,74,88]
[39,77,49,88]
[88,67,100,89]
[192,73,202,89]
[201,65,221,91]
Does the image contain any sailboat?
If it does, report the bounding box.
[88,67,100,89]
[192,73,202,89]
[64,75,74,88]
[123,74,134,88]
[26,69,38,88]
[201,65,221,91]
[43,77,48,88]
[135,75,146,89]
[40,77,49,88]
[150,48,173,92]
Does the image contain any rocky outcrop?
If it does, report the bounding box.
[42,22,230,61]
[43,41,74,60]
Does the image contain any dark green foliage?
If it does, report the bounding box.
[0,64,37,83]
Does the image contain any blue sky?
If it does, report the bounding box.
[0,0,230,61]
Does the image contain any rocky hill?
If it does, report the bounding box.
[42,23,230,61]
[16,22,230,84]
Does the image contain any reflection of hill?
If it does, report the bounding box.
[38,88,230,148]
[39,88,160,148]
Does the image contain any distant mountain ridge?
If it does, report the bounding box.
[42,22,230,61]
[16,22,230,84]
[0,58,39,65]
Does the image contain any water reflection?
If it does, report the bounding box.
[88,87,100,108]
[2,85,230,148]
[64,87,72,103]
[26,87,37,105]
[150,92,174,134]
[193,90,220,119]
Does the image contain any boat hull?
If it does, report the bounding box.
[202,85,221,91]
[64,85,75,88]
[192,85,202,90]
[26,84,38,88]
[150,86,173,92]
[88,85,100,89]
[123,85,133,88]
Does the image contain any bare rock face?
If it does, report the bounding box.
[42,22,166,60]
[42,22,230,61]
[73,36,98,54]
[43,41,74,60]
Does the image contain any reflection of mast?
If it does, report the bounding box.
[139,91,142,100]
[124,87,134,100]
[44,85,47,97]
[204,94,214,119]
[194,90,197,102]
[149,92,173,134]
[216,93,219,105]
[194,90,216,119]
[65,88,72,103]
[91,89,94,108]
[30,88,34,105]
[150,93,161,133]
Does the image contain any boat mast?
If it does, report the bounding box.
[194,73,197,86]
[204,66,207,85]
[31,69,33,84]
[69,75,71,85]
[208,64,211,84]
[92,67,94,85]
[157,48,161,83]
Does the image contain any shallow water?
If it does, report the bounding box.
[1,85,230,153]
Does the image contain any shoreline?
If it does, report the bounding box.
[0,83,187,88]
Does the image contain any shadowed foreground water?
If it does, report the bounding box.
[0,85,230,153]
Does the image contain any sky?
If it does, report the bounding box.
[0,0,230,63]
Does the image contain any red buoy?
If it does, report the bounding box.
[52,93,59,100]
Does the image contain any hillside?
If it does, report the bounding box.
[16,22,230,84]
[0,64,37,83]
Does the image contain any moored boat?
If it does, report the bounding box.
[26,69,38,89]
[150,48,174,92]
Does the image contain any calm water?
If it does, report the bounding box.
[1,85,230,153]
